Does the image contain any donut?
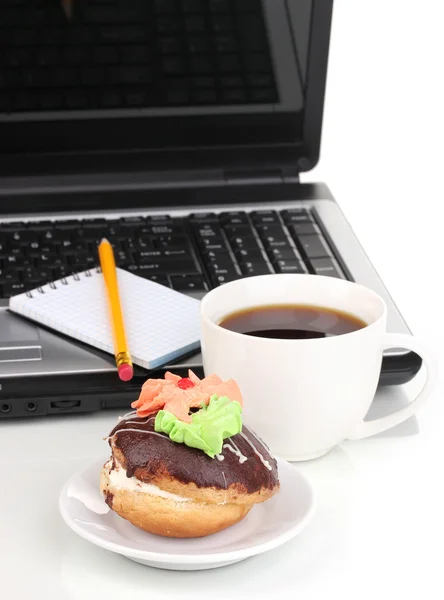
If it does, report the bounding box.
[100,371,279,538]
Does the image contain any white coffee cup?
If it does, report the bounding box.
[200,274,436,461]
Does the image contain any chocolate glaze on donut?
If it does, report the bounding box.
[109,415,278,494]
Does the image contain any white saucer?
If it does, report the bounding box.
[59,458,315,571]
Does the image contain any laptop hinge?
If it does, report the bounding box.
[223,168,299,186]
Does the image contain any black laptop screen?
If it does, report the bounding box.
[0,0,326,174]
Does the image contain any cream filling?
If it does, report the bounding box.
[105,460,190,503]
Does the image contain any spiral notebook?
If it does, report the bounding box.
[8,268,201,370]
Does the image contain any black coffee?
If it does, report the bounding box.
[219,304,366,340]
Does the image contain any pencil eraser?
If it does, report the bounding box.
[118,364,134,382]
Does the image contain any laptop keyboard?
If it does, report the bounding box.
[0,209,346,299]
[0,0,278,113]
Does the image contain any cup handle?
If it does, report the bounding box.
[348,333,437,440]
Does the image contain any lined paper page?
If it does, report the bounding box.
[9,269,201,370]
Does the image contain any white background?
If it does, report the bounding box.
[309,0,443,353]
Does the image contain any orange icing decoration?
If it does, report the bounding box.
[131,370,243,423]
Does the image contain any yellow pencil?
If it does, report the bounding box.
[98,239,134,382]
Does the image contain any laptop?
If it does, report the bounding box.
[0,0,421,419]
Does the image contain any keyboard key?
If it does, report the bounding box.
[134,258,195,273]
[82,218,108,228]
[144,274,171,287]
[100,89,123,108]
[183,0,205,12]
[162,56,186,75]
[126,264,171,278]
[255,223,287,237]
[204,257,236,271]
[220,211,249,225]
[211,273,241,287]
[156,17,181,33]
[66,91,89,109]
[109,66,153,85]
[211,15,234,34]
[203,249,234,262]
[136,251,163,262]
[81,68,105,86]
[187,37,210,54]
[192,223,223,238]
[154,235,190,250]
[146,214,173,223]
[296,235,331,259]
[281,209,312,224]
[257,230,289,246]
[208,264,239,278]
[241,262,273,277]
[209,0,231,12]
[230,237,261,251]
[250,88,277,103]
[244,53,271,73]
[217,54,241,73]
[27,221,54,231]
[22,69,50,88]
[274,260,306,274]
[310,258,345,279]
[224,225,255,239]
[189,213,218,222]
[40,93,64,110]
[193,76,216,89]
[198,238,228,252]
[93,46,119,64]
[185,16,206,33]
[119,216,145,226]
[2,282,26,297]
[5,230,37,244]
[221,89,246,103]
[158,37,182,54]
[247,73,273,87]
[190,56,213,75]
[170,274,207,292]
[235,248,266,262]
[53,69,78,87]
[64,47,89,66]
[125,90,149,107]
[121,46,150,64]
[162,249,190,258]
[54,220,82,230]
[0,222,28,231]
[251,210,279,224]
[288,223,319,237]
[215,37,237,53]
[265,239,293,251]
[0,271,21,284]
[99,26,145,43]
[266,247,299,261]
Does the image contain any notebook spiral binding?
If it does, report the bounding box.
[25,267,101,299]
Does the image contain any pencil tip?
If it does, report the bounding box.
[100,238,110,245]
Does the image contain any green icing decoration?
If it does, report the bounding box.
[154,395,242,458]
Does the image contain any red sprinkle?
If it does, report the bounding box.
[177,377,195,390]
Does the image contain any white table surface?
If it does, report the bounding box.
[1,1,443,599]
